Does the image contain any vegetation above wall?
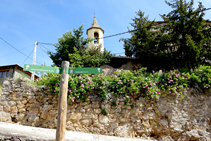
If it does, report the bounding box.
[48,25,114,68]
[37,65,211,105]
[121,0,211,72]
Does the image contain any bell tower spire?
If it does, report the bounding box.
[87,16,104,51]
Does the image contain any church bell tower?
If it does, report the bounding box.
[87,16,104,51]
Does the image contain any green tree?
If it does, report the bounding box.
[48,25,114,67]
[122,0,211,72]
[121,11,166,72]
[163,0,211,69]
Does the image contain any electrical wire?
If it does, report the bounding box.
[38,42,54,45]
[38,44,48,54]
[39,43,52,52]
[21,48,34,66]
[0,44,34,59]
[0,37,42,65]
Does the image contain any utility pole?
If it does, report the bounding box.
[31,41,38,82]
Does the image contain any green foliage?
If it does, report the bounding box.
[189,65,211,90]
[101,107,108,116]
[48,25,91,67]
[37,65,211,105]
[122,0,211,71]
[80,46,114,67]
[178,68,191,73]
[48,25,114,68]
[120,11,163,72]
[163,0,211,69]
[111,100,117,107]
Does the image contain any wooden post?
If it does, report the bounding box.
[56,61,69,141]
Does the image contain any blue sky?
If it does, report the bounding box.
[0,0,210,68]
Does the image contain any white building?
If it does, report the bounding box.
[87,16,104,51]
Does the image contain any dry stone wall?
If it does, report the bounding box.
[0,78,211,141]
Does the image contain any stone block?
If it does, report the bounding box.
[0,111,11,122]
[80,108,85,113]
[10,110,18,117]
[10,106,17,111]
[92,102,100,109]
[19,108,26,113]
[99,114,109,124]
[49,110,57,114]
[21,99,28,104]
[69,113,82,122]
[17,113,25,120]
[93,108,101,114]
[0,106,3,111]
[28,116,39,123]
[3,105,10,112]
[40,111,48,119]
[0,101,6,106]
[29,98,36,103]
[80,119,92,126]
[52,100,57,104]
[84,105,91,109]
[17,104,25,109]
[26,103,33,107]
[110,122,118,129]
[27,111,38,116]
[9,101,16,106]
[16,101,22,105]
[119,117,127,123]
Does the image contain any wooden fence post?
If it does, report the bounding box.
[56,61,69,141]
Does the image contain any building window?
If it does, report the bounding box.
[94,32,99,44]
[6,71,9,77]
[1,71,6,78]
[0,71,9,78]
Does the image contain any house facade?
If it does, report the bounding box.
[0,64,39,85]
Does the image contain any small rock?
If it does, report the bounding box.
[99,114,109,124]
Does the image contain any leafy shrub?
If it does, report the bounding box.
[36,65,211,104]
[111,100,117,107]
[101,107,108,116]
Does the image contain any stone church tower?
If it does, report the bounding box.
[87,16,104,51]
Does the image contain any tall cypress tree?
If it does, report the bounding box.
[121,11,164,72]
[162,0,211,69]
[122,0,211,72]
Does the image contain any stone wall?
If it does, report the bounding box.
[0,78,211,141]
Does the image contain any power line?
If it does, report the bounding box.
[38,44,48,54]
[39,43,52,52]
[100,30,136,39]
[39,42,54,45]
[0,37,42,65]
[21,48,34,66]
[0,44,34,59]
